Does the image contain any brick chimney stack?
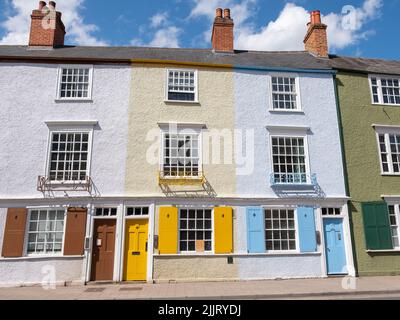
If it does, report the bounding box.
[29,1,66,47]
[303,10,328,58]
[211,8,234,52]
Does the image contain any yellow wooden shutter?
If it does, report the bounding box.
[214,207,233,254]
[158,206,178,254]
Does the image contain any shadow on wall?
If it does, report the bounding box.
[271,183,326,199]
[38,179,102,199]
[159,178,217,198]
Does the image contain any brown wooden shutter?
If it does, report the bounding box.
[63,207,88,256]
[2,208,28,258]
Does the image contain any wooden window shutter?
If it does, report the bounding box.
[158,207,178,254]
[362,202,393,250]
[246,207,265,253]
[63,207,88,256]
[2,208,28,258]
[214,207,233,254]
[297,207,317,253]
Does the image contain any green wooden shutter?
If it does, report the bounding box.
[362,202,393,250]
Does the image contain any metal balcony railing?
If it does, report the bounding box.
[270,173,317,186]
[158,170,205,186]
[37,175,92,192]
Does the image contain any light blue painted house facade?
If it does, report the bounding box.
[232,67,355,279]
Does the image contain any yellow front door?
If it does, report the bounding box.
[123,219,148,281]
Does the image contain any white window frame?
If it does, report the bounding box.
[374,126,400,175]
[24,207,67,257]
[178,207,214,255]
[56,64,94,101]
[268,73,302,112]
[268,131,311,184]
[44,124,94,185]
[388,204,400,249]
[159,125,203,179]
[369,74,400,106]
[321,207,343,217]
[263,207,299,253]
[93,207,118,219]
[125,206,150,219]
[165,68,199,103]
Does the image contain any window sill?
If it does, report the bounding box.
[366,249,400,253]
[155,252,321,257]
[381,173,400,176]
[55,99,93,103]
[0,255,84,261]
[371,103,400,107]
[269,109,304,114]
[164,100,200,105]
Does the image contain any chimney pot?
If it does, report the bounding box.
[38,1,46,10]
[310,10,321,24]
[224,8,231,19]
[49,1,56,10]
[216,8,223,18]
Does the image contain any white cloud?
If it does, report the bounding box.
[131,11,181,48]
[131,26,181,48]
[0,0,107,46]
[189,0,383,52]
[150,12,169,28]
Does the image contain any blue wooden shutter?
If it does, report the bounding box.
[246,207,265,253]
[297,207,317,252]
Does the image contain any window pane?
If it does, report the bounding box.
[272,76,297,110]
[265,209,296,251]
[49,132,90,182]
[167,70,196,101]
[179,209,212,252]
[59,68,91,99]
[27,209,66,254]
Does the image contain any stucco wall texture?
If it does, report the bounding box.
[0,63,131,199]
[337,72,400,276]
[125,64,236,197]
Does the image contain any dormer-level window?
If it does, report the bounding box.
[370,75,400,105]
[166,69,198,102]
[270,75,301,111]
[57,65,93,100]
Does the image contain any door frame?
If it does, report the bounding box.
[119,203,155,282]
[318,204,356,277]
[85,205,120,283]
[90,217,117,281]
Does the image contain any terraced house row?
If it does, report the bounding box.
[0,2,399,287]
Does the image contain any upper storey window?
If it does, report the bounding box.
[166,69,198,102]
[270,75,301,111]
[370,75,400,105]
[57,65,93,100]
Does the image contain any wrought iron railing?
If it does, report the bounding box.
[270,173,317,186]
[37,175,92,192]
[158,170,205,185]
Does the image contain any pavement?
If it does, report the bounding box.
[1,276,400,300]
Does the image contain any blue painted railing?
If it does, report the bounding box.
[269,173,317,186]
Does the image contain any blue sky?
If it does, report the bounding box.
[0,0,399,60]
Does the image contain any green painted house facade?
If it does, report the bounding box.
[331,57,400,276]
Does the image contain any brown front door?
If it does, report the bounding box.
[91,219,116,281]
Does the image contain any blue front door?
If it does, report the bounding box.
[323,218,347,275]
